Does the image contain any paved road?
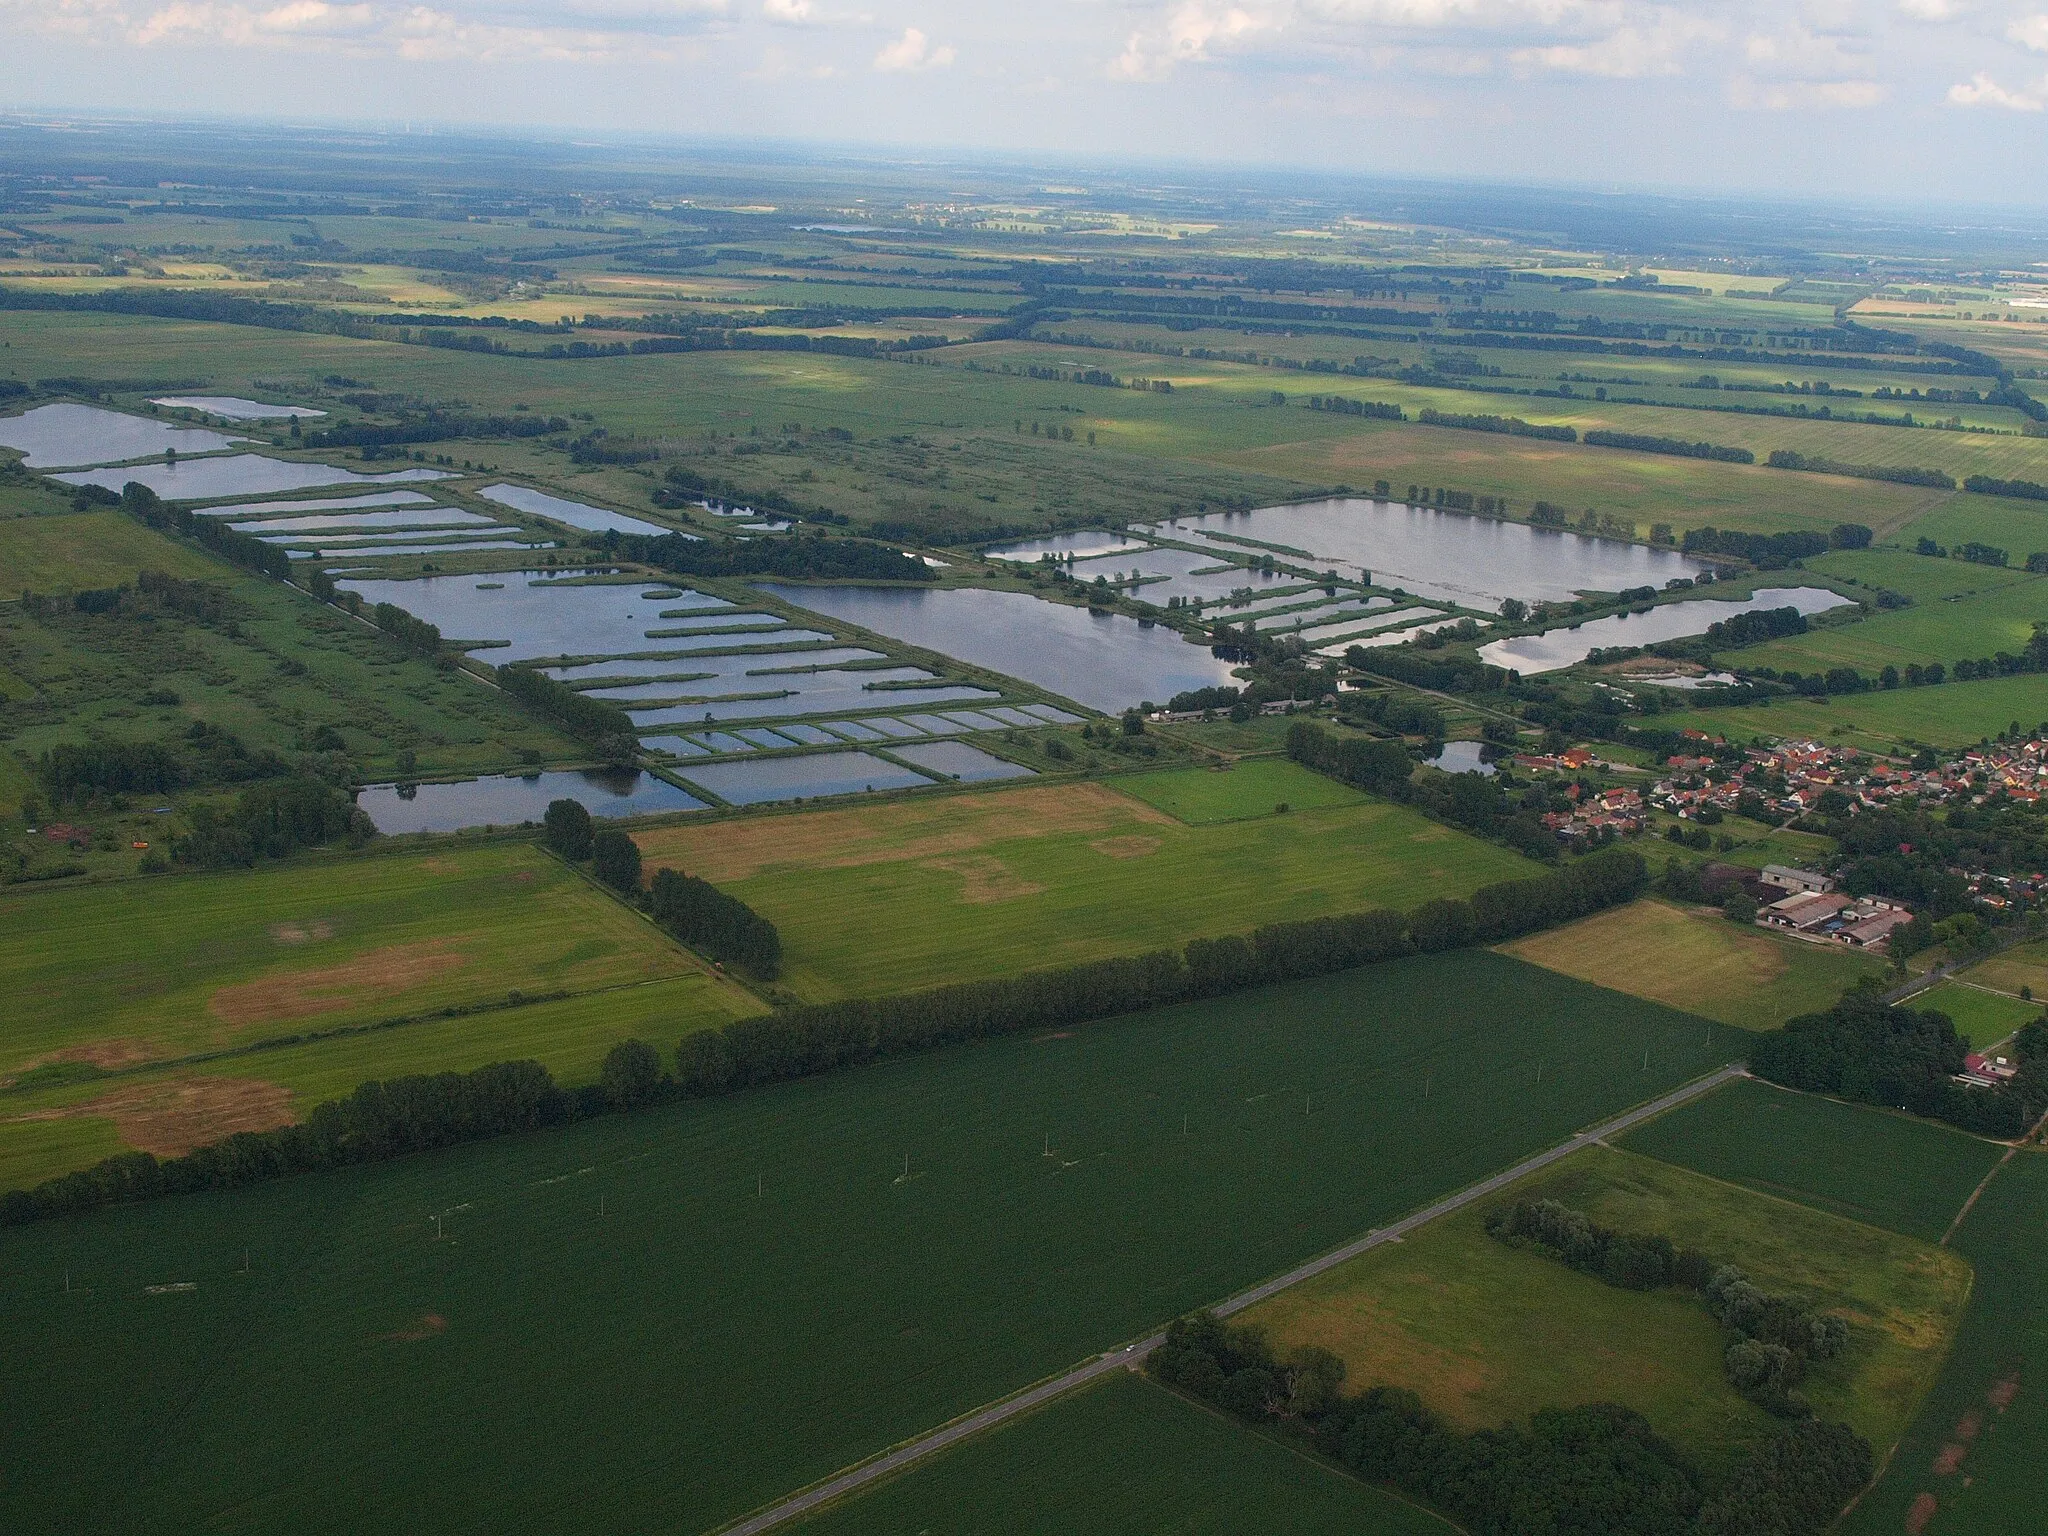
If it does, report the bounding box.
[718,1061,1750,1536]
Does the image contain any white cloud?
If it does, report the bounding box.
[873,24,951,71]
[1512,11,1716,77]
[2012,14,2048,52]
[1111,2,1277,82]
[1949,69,2045,107]
[1731,74,1887,108]
[1897,0,1961,19]
[762,0,808,19]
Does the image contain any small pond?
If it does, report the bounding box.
[237,508,500,534]
[58,456,450,501]
[357,768,705,834]
[152,396,327,420]
[1140,498,1709,608]
[888,741,1036,783]
[301,539,538,561]
[478,483,678,538]
[755,583,1240,712]
[627,672,997,727]
[676,752,935,806]
[195,491,438,517]
[0,402,245,468]
[982,530,1151,561]
[1477,587,1853,675]
[1425,741,1497,777]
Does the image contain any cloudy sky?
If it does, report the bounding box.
[7,1,2048,204]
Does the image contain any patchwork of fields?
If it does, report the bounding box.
[0,952,1745,1536]
[630,770,1535,999]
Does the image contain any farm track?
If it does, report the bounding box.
[718,1060,1751,1536]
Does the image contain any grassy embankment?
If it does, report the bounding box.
[0,951,1746,1536]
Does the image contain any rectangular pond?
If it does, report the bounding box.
[1477,586,1854,674]
[983,531,1152,561]
[582,660,927,703]
[263,526,520,545]
[1139,498,1709,608]
[57,456,451,501]
[194,491,439,517]
[356,768,706,834]
[152,396,326,420]
[887,741,1036,783]
[625,673,998,727]
[478,482,677,538]
[237,508,502,534]
[755,583,1240,712]
[301,540,539,560]
[675,752,935,806]
[0,402,245,468]
[541,647,877,684]
[334,572,736,662]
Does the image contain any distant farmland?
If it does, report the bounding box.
[631,776,1535,999]
[0,952,1743,1536]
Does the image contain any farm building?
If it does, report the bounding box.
[1761,865,1833,895]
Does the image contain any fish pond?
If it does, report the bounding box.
[0,402,245,468]
[151,396,326,420]
[58,456,450,501]
[1477,587,1853,674]
[336,572,735,662]
[755,583,1238,712]
[675,752,936,806]
[478,483,677,538]
[356,769,706,834]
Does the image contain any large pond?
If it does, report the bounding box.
[675,752,935,806]
[58,456,451,501]
[627,671,998,727]
[238,508,501,534]
[755,583,1239,711]
[1140,498,1709,608]
[336,572,735,661]
[152,396,326,420]
[0,402,246,468]
[1477,586,1853,674]
[1073,545,1302,606]
[195,491,438,517]
[357,768,705,833]
[889,741,1036,783]
[478,483,677,538]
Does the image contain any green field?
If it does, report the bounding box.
[631,778,1535,1000]
[1740,576,2048,676]
[1911,981,2042,1049]
[0,971,758,1193]
[1500,896,1882,1029]
[1839,1152,2048,1536]
[0,951,1745,1536]
[1948,938,2048,1007]
[0,509,225,592]
[1113,757,1365,823]
[1618,1076,2002,1244]
[796,1372,1455,1536]
[1656,671,2048,750]
[1242,1144,1968,1474]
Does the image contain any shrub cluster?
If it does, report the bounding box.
[1151,1311,1871,1536]
[649,867,782,979]
[173,775,371,868]
[614,529,933,582]
[369,600,442,658]
[1703,606,1809,648]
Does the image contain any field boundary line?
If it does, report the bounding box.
[713,1060,1748,1536]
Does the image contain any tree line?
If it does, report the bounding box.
[1965,474,2048,502]
[649,867,782,979]
[495,665,635,753]
[117,482,294,580]
[1581,430,1752,463]
[302,410,568,450]
[1750,988,2047,1138]
[1287,721,1560,861]
[1489,1199,1849,1417]
[1418,407,1579,442]
[38,721,287,807]
[1149,1311,1871,1536]
[1765,451,1955,489]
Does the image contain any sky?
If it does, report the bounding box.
[6,1,2048,204]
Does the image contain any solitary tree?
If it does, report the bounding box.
[543,798,594,861]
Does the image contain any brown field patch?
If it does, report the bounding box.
[12,1076,295,1156]
[208,940,470,1030]
[1905,1492,1938,1534]
[632,780,1171,882]
[920,855,1044,904]
[381,1313,448,1343]
[1932,1442,1967,1477]
[1090,835,1162,859]
[1988,1372,2019,1411]
[268,919,336,945]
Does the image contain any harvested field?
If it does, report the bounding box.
[633,778,1535,1000]
[208,941,471,1032]
[1500,897,1884,1029]
[13,1076,294,1156]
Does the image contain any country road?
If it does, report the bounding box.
[717,1060,1751,1536]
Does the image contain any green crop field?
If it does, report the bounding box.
[1839,1152,2048,1536]
[630,778,1536,1000]
[1804,548,2038,605]
[0,951,1745,1536]
[1618,1076,2002,1244]
[795,1372,1456,1536]
[1499,897,1883,1029]
[0,841,699,1078]
[1739,576,2048,675]
[1911,981,2041,1048]
[1898,491,2048,559]
[1113,758,1365,824]
[1655,672,2048,751]
[1242,1144,1968,1475]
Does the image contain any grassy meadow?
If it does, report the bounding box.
[0,508,225,592]
[1112,757,1366,823]
[1655,672,2048,750]
[1499,896,1883,1029]
[795,1372,1456,1536]
[1910,981,2041,1049]
[1949,937,2048,1006]
[1242,1144,1969,1475]
[1618,1076,2002,1244]
[0,951,1745,1536]
[629,778,1537,1000]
